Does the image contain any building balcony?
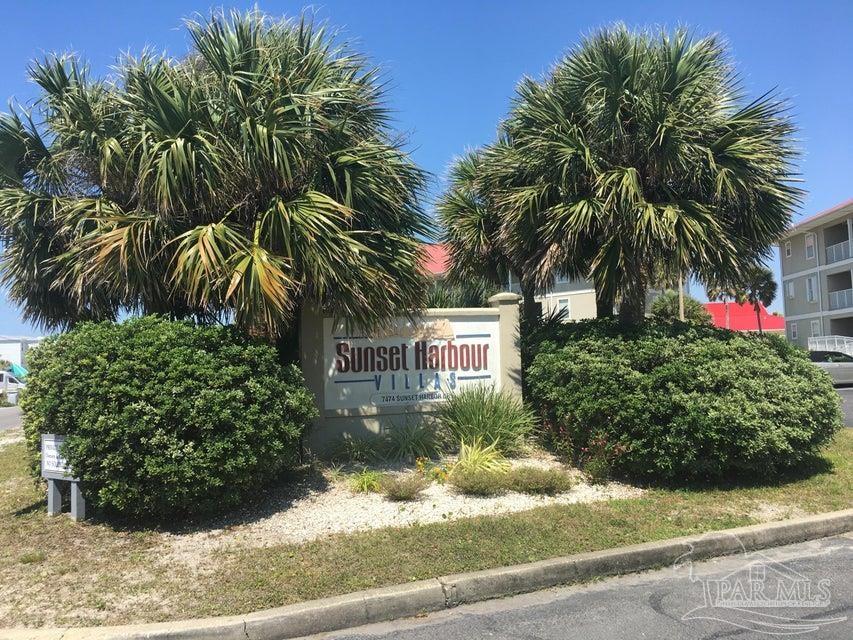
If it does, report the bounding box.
[826,240,851,264]
[828,287,853,310]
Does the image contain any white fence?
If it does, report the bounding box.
[825,240,851,264]
[808,335,853,356]
[828,288,853,311]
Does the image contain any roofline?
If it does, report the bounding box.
[786,197,853,234]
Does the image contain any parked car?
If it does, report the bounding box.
[809,350,853,385]
[0,371,24,393]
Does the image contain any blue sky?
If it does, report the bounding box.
[0,0,851,332]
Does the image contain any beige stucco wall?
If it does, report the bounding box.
[780,231,818,276]
[781,273,821,317]
[539,289,597,320]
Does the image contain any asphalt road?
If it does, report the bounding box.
[837,387,853,427]
[310,534,853,640]
[0,405,21,431]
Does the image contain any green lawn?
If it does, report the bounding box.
[1,430,850,627]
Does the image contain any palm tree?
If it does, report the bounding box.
[707,265,777,334]
[460,25,801,325]
[650,290,712,325]
[437,146,546,326]
[0,10,428,338]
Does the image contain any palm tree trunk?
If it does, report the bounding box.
[755,304,763,335]
[619,276,647,326]
[520,280,540,328]
[596,288,615,318]
[678,273,685,322]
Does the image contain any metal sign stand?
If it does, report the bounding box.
[46,478,86,521]
[41,434,86,521]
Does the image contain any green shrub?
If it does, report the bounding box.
[452,438,511,475]
[505,466,573,495]
[582,456,612,485]
[330,435,382,465]
[382,422,443,461]
[350,468,383,493]
[21,316,317,520]
[650,290,712,324]
[579,434,625,484]
[448,468,507,496]
[527,319,842,484]
[380,472,430,501]
[438,386,535,455]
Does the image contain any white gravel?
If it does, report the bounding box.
[164,454,644,568]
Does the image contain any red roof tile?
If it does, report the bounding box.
[421,243,448,275]
[703,301,785,332]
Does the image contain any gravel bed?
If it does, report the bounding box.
[164,454,644,568]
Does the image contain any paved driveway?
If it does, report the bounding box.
[0,405,22,431]
[315,535,853,640]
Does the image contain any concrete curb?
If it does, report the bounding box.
[3,509,851,640]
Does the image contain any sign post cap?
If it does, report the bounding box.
[488,292,521,306]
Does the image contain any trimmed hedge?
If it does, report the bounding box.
[22,316,317,520]
[526,319,842,484]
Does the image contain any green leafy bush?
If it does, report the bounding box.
[350,469,383,493]
[527,319,842,484]
[380,472,430,501]
[382,421,443,461]
[438,386,535,455]
[505,466,573,495]
[448,468,507,496]
[21,317,317,520]
[650,290,712,324]
[330,435,382,465]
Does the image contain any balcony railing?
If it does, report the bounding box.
[825,240,851,264]
[828,287,853,310]
[808,335,853,356]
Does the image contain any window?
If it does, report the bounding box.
[784,241,792,258]
[811,319,821,337]
[557,297,570,318]
[786,281,795,299]
[790,322,798,340]
[806,276,817,303]
[805,233,816,260]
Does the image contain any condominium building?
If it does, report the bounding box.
[422,243,598,319]
[779,197,853,351]
[423,243,675,320]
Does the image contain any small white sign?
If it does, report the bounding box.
[41,434,76,481]
[324,313,501,410]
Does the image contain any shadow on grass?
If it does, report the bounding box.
[12,465,332,535]
[13,499,45,517]
[109,465,333,535]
